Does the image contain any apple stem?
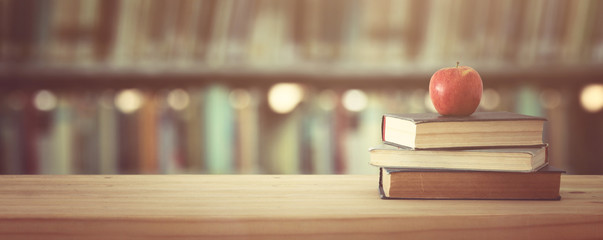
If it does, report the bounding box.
[456,61,459,68]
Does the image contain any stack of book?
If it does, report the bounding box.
[370,111,564,200]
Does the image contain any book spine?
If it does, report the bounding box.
[333,91,347,174]
[157,101,177,174]
[203,84,234,174]
[21,92,38,174]
[184,89,204,173]
[381,115,386,142]
[232,89,260,174]
[51,96,73,174]
[93,0,119,62]
[138,91,158,173]
[206,0,233,66]
[116,101,139,174]
[98,92,118,174]
[0,93,24,174]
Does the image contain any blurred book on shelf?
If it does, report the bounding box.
[2,0,603,71]
[0,0,602,174]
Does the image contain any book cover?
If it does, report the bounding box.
[369,144,548,172]
[379,165,564,200]
[382,111,546,149]
[383,111,546,124]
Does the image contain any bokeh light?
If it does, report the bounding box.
[34,90,57,111]
[115,89,144,114]
[580,84,603,113]
[268,83,303,114]
[167,89,190,111]
[342,89,368,112]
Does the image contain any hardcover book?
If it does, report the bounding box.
[369,145,548,172]
[382,111,546,149]
[379,166,564,200]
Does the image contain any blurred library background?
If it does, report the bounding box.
[1,0,603,175]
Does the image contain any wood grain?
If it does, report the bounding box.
[0,174,601,239]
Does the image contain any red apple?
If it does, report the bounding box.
[429,62,483,116]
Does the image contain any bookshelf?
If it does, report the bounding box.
[2,64,603,90]
[0,174,602,239]
[1,0,603,174]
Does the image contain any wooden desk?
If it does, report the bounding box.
[0,175,602,239]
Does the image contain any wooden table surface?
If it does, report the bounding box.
[0,174,602,240]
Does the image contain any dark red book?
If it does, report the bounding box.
[379,165,564,200]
